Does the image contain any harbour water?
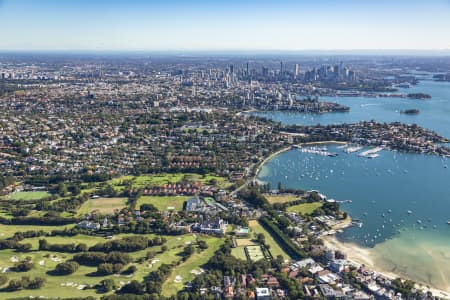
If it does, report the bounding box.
[253,80,450,137]
[256,79,450,291]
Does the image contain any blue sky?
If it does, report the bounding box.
[0,0,449,51]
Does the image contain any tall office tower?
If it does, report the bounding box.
[293,64,299,79]
[262,66,269,77]
[246,62,249,75]
[338,61,344,80]
[229,64,234,74]
[280,61,283,77]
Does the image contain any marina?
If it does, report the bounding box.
[343,145,363,153]
[258,141,450,291]
[295,145,339,157]
[358,146,384,158]
[256,79,450,291]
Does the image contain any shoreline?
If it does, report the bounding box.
[256,142,450,298]
[253,146,293,183]
[254,140,348,182]
[321,234,450,298]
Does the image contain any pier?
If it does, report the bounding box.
[297,146,339,157]
[358,146,384,158]
[344,145,363,153]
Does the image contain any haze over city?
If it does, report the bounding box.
[0,0,450,51]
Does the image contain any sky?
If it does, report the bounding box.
[0,0,449,51]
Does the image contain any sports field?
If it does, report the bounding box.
[286,202,322,215]
[8,191,51,201]
[249,220,291,260]
[245,245,265,261]
[137,195,190,211]
[265,194,300,204]
[77,197,127,215]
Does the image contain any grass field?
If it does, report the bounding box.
[161,237,223,297]
[110,173,231,190]
[235,238,256,247]
[137,196,190,212]
[286,202,322,215]
[0,249,105,298]
[125,234,203,282]
[25,234,110,250]
[265,194,301,204]
[77,197,127,215]
[249,220,291,260]
[245,245,265,261]
[231,247,248,260]
[77,173,232,204]
[0,224,75,239]
[8,191,51,201]
[0,232,222,299]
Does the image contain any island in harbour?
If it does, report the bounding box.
[400,109,420,115]
[407,93,432,99]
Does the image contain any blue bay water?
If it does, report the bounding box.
[256,79,450,290]
[253,80,450,138]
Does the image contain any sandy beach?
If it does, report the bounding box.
[255,140,348,181]
[321,234,450,299]
[257,141,450,298]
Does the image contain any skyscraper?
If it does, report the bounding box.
[293,64,299,79]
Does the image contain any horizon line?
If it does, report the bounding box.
[1,49,450,57]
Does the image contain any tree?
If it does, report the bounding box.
[38,239,49,251]
[122,265,137,275]
[6,279,22,291]
[76,243,88,252]
[197,240,208,250]
[100,278,116,292]
[256,233,266,245]
[277,216,290,228]
[54,261,79,275]
[68,184,81,196]
[0,274,7,286]
[58,182,68,197]
[119,280,144,295]
[12,260,34,272]
[97,263,114,275]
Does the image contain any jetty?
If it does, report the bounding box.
[358,147,384,158]
[298,146,338,157]
[344,145,363,153]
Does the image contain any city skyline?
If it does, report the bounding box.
[1,0,449,51]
